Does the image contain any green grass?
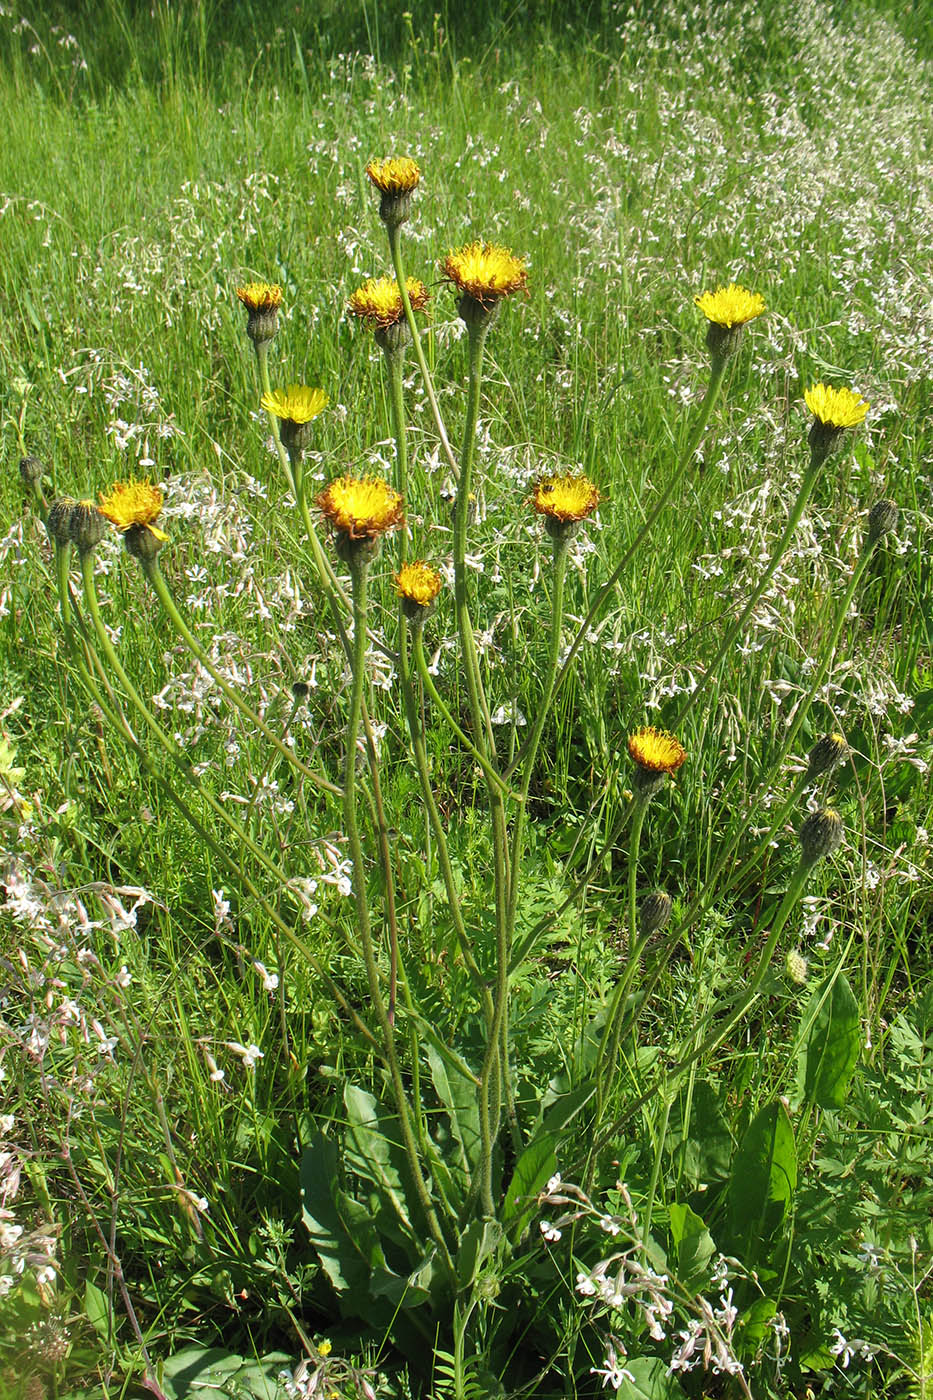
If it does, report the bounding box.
[1,1,931,1397]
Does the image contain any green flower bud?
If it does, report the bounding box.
[806,733,849,782]
[638,890,673,938]
[867,498,898,544]
[69,500,107,555]
[46,497,77,547]
[799,807,844,865]
[19,456,43,486]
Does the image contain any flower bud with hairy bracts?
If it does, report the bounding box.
[124,524,166,562]
[638,890,673,939]
[19,456,43,486]
[799,807,844,865]
[806,733,849,783]
[46,497,77,547]
[69,500,107,555]
[867,498,898,544]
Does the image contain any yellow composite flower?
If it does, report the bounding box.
[694,283,766,328]
[347,276,430,329]
[235,282,283,311]
[531,473,600,523]
[442,241,528,305]
[803,382,869,429]
[260,385,329,425]
[365,157,421,194]
[627,726,687,775]
[317,474,404,539]
[395,560,443,606]
[98,478,169,541]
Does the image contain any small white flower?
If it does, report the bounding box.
[540,1220,562,1243]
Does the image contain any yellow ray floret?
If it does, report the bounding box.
[365,157,421,193]
[694,283,766,328]
[627,726,687,775]
[803,383,869,428]
[442,242,528,304]
[531,473,600,523]
[260,385,329,425]
[347,277,430,329]
[98,478,169,540]
[235,282,283,311]
[318,475,404,539]
[395,561,443,606]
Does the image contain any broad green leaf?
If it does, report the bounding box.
[736,1296,777,1348]
[668,1202,715,1290]
[798,972,861,1109]
[727,1100,797,1250]
[427,1040,482,1179]
[84,1279,110,1338]
[616,1356,685,1399]
[501,1131,557,1242]
[300,1133,373,1294]
[159,1347,290,1399]
[343,1083,415,1238]
[456,1218,503,1290]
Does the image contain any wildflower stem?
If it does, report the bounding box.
[384,344,410,565]
[546,353,729,712]
[140,557,341,797]
[61,562,374,1043]
[411,628,515,797]
[670,447,825,732]
[387,222,460,480]
[400,622,494,1017]
[344,556,454,1270]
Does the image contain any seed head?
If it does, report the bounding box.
[799,807,844,865]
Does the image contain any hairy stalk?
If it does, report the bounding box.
[412,628,515,797]
[387,221,459,480]
[142,557,340,796]
[585,856,818,1166]
[524,352,729,742]
[670,444,826,732]
[384,343,410,564]
[344,556,453,1269]
[61,559,375,1044]
[453,319,512,1215]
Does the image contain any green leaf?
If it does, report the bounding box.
[668,1202,715,1290]
[727,1100,797,1250]
[300,1132,373,1294]
[736,1296,777,1348]
[456,1218,503,1290]
[616,1356,685,1399]
[798,971,861,1109]
[159,1347,291,1399]
[427,1040,482,1180]
[84,1279,110,1338]
[501,1131,557,1242]
[343,1083,416,1238]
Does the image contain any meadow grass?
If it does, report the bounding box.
[0,1,932,1397]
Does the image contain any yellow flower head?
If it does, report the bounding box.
[317,474,404,539]
[627,726,687,775]
[531,473,600,524]
[694,283,766,328]
[803,383,869,429]
[260,385,329,425]
[442,242,528,305]
[316,1340,333,1359]
[395,561,443,606]
[365,157,421,194]
[348,277,430,330]
[98,478,169,541]
[235,282,283,312]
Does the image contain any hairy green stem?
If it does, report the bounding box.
[344,556,453,1269]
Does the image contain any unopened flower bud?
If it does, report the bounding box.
[292,681,310,702]
[806,733,849,782]
[867,498,898,544]
[46,497,77,546]
[638,890,673,938]
[124,524,166,562]
[18,456,43,486]
[69,500,107,554]
[799,807,844,865]
[786,949,809,985]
